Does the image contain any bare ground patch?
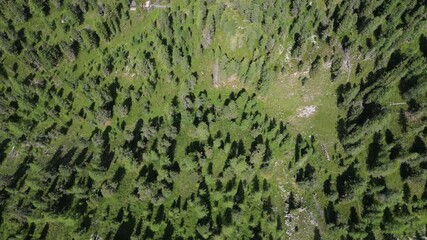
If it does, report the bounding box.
[297,106,317,118]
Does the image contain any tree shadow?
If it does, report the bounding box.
[0,138,11,164]
[125,119,144,161]
[162,221,175,239]
[39,223,49,240]
[114,213,136,240]
[123,97,132,112]
[10,155,33,188]
[112,166,126,184]
[100,144,115,169]
[46,147,77,173]
[74,147,89,166]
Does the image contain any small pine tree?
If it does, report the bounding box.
[366,132,381,170]
[400,163,412,180]
[296,168,304,182]
[162,220,174,239]
[276,216,283,230]
[288,192,296,212]
[401,204,410,216]
[313,227,321,240]
[40,223,49,240]
[336,118,347,141]
[29,0,50,16]
[410,136,426,155]
[336,175,346,197]
[398,109,407,133]
[324,201,338,225]
[252,175,259,192]
[304,163,316,180]
[348,207,359,230]
[295,133,303,162]
[385,129,394,144]
[382,207,393,225]
[224,208,232,226]
[421,181,427,200]
[403,183,411,202]
[263,179,269,192]
[234,180,245,204]
[364,230,376,240]
[323,175,332,195]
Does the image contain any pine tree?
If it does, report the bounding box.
[288,192,296,212]
[385,129,394,144]
[323,175,332,195]
[224,208,232,226]
[29,0,49,16]
[234,180,245,204]
[401,204,410,216]
[336,118,347,142]
[400,163,412,180]
[313,227,321,240]
[295,134,302,162]
[410,136,426,155]
[403,183,411,202]
[366,132,381,170]
[296,168,304,182]
[276,216,283,230]
[162,220,175,239]
[252,175,260,192]
[304,163,315,181]
[96,21,110,41]
[263,179,269,192]
[421,181,427,200]
[336,174,346,197]
[67,4,84,25]
[398,109,407,133]
[40,223,49,240]
[348,207,359,230]
[324,201,338,225]
[364,230,376,240]
[382,207,393,225]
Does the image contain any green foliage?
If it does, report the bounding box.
[29,0,49,16]
[38,43,63,68]
[0,0,426,239]
[82,29,100,49]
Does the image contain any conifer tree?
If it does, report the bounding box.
[234,180,245,204]
[348,207,359,230]
[313,227,321,240]
[324,201,338,225]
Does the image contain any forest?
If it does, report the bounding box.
[0,0,426,239]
